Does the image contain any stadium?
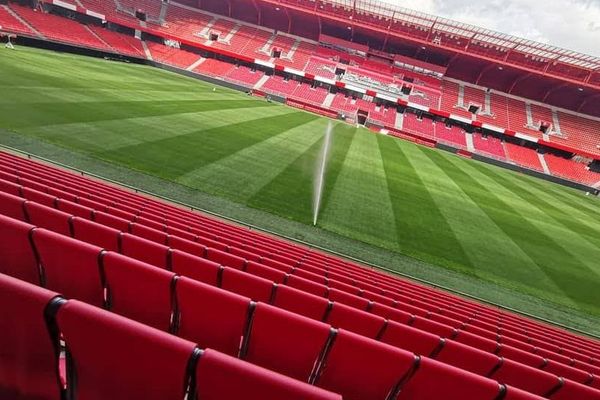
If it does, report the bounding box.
[0,0,599,398]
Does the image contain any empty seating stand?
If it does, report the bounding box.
[1,151,600,400]
[0,273,342,400]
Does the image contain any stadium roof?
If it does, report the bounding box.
[331,0,600,70]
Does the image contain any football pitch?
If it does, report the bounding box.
[2,46,600,332]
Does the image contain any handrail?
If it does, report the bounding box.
[1,143,598,340]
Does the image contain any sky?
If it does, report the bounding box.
[378,0,600,57]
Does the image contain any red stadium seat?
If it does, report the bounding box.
[175,276,250,356]
[21,186,56,207]
[272,284,330,321]
[120,233,170,269]
[285,274,328,297]
[0,190,27,220]
[326,301,386,338]
[550,379,600,400]
[316,329,417,400]
[246,260,288,283]
[103,252,175,331]
[56,300,197,400]
[220,267,275,303]
[206,247,247,270]
[93,210,131,232]
[170,249,220,285]
[196,349,342,400]
[0,273,62,400]
[379,320,441,356]
[396,357,503,400]
[33,229,105,307]
[130,222,168,244]
[491,358,562,396]
[56,198,94,219]
[243,303,331,382]
[0,214,39,284]
[327,287,369,310]
[24,201,72,236]
[71,216,120,252]
[435,340,502,376]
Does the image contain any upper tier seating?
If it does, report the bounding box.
[1,151,600,400]
[0,5,34,35]
[12,1,600,161]
[10,4,109,51]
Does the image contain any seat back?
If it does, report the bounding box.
[175,277,250,356]
[316,329,416,400]
[0,190,27,221]
[24,202,72,236]
[244,303,331,382]
[103,252,175,331]
[71,216,120,252]
[492,358,561,396]
[396,357,502,400]
[379,320,441,357]
[325,301,385,338]
[33,229,104,307]
[120,233,170,269]
[196,349,342,400]
[220,267,275,303]
[56,300,196,400]
[0,273,61,400]
[0,214,39,284]
[272,284,330,321]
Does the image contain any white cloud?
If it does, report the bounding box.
[377,0,600,56]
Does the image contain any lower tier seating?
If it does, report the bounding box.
[1,152,600,400]
[0,273,342,400]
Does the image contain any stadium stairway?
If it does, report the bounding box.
[1,151,600,399]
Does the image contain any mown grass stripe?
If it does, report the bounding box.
[1,99,275,129]
[378,136,475,272]
[22,106,293,153]
[98,112,317,180]
[411,146,571,300]
[452,158,600,279]
[475,163,600,247]
[426,151,600,312]
[176,118,327,201]
[319,130,398,250]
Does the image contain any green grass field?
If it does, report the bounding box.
[2,46,600,332]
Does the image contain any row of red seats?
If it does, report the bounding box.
[0,273,340,400]
[0,156,596,396]
[0,180,586,394]
[1,151,599,365]
[0,4,33,35]
[0,150,598,356]
[10,4,108,51]
[0,214,549,400]
[1,151,598,363]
